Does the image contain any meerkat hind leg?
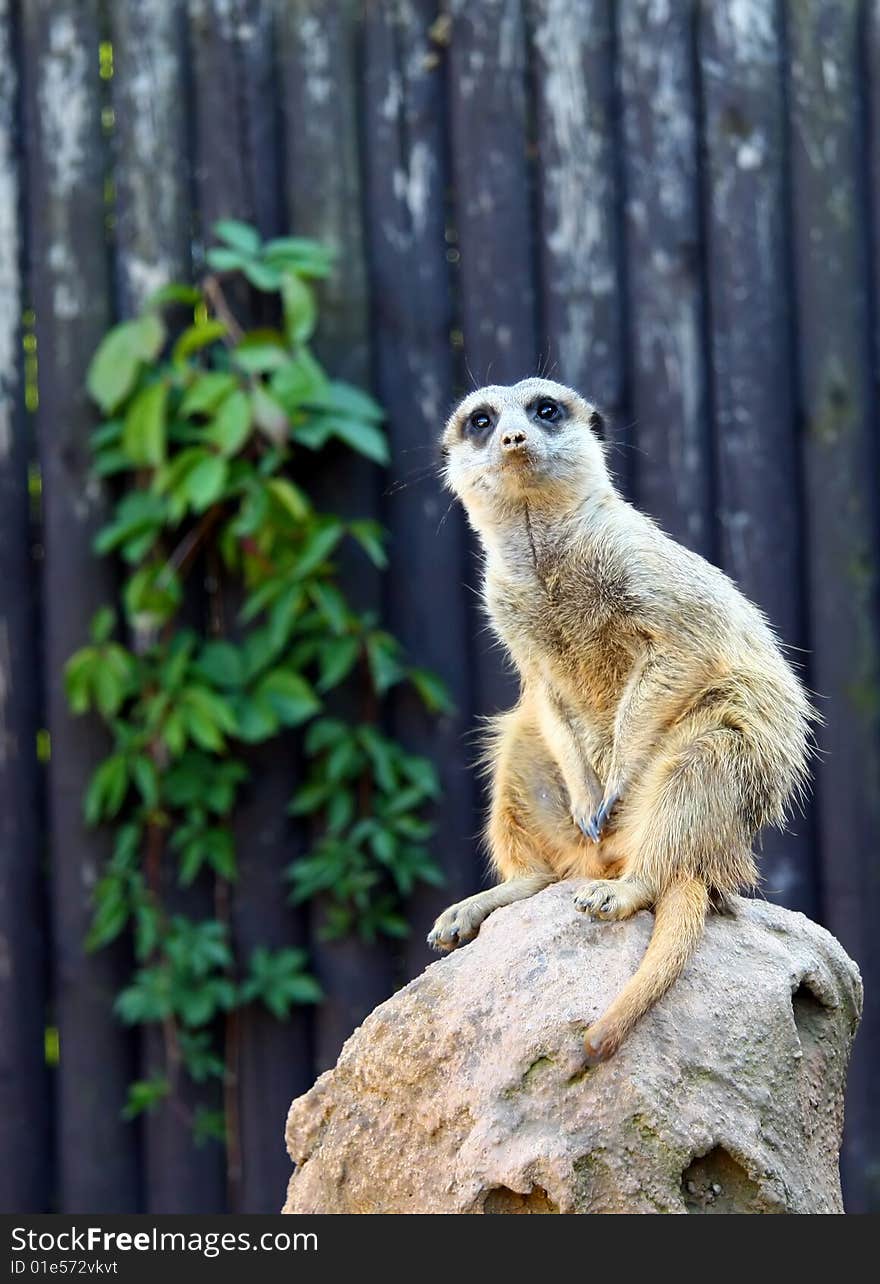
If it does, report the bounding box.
[427,873,553,952]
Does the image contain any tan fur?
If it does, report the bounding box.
[427,378,814,1063]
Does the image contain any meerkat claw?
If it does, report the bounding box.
[577,814,602,844]
[584,791,620,843]
[428,898,486,952]
[574,878,633,921]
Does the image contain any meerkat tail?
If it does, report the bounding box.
[583,877,709,1064]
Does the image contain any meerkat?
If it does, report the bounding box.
[427,378,813,1064]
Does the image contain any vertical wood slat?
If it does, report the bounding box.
[699,0,816,916]
[110,0,227,1216]
[788,0,880,1214]
[530,0,628,478]
[189,0,298,1214]
[447,0,535,720]
[0,0,50,1214]
[110,0,192,313]
[362,0,479,977]
[278,0,394,1090]
[20,0,140,1212]
[187,0,282,240]
[618,0,713,555]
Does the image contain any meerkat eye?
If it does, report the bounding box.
[466,409,493,435]
[536,398,560,423]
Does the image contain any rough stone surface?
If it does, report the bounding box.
[283,883,862,1214]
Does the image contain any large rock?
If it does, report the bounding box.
[283,883,862,1214]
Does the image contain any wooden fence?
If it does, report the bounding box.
[0,0,878,1213]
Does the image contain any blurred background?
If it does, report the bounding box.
[0,0,878,1214]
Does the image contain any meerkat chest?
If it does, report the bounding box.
[486,548,636,694]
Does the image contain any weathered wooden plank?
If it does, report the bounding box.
[187,0,299,1212]
[618,0,713,554]
[230,747,313,1212]
[447,0,536,387]
[20,0,140,1212]
[530,0,628,481]
[110,0,192,312]
[277,0,395,1098]
[447,0,533,718]
[188,0,282,238]
[788,0,880,1213]
[699,0,815,915]
[363,0,479,977]
[0,0,50,1213]
[109,0,227,1216]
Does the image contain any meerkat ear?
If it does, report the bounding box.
[588,409,604,435]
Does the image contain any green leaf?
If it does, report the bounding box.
[267,477,309,522]
[288,779,332,815]
[269,350,328,412]
[304,718,348,754]
[263,237,334,278]
[172,319,227,363]
[192,1106,226,1147]
[349,520,388,567]
[232,692,280,742]
[281,273,316,344]
[205,246,247,272]
[122,381,168,467]
[86,874,130,952]
[252,386,289,445]
[122,1076,170,1121]
[206,390,252,457]
[179,1030,225,1083]
[196,641,244,688]
[308,380,384,423]
[180,372,238,418]
[65,648,97,715]
[94,492,167,558]
[257,670,320,726]
[366,631,405,694]
[292,522,344,578]
[240,946,322,1018]
[84,754,129,824]
[145,283,202,309]
[213,218,261,255]
[326,789,354,835]
[233,335,289,373]
[87,314,165,413]
[123,562,182,627]
[131,755,159,808]
[90,606,116,644]
[317,637,360,691]
[409,667,455,715]
[329,417,389,465]
[185,453,228,511]
[243,260,282,291]
[399,753,442,798]
[308,582,349,633]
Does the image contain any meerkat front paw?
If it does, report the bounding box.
[427,898,487,952]
[574,878,636,921]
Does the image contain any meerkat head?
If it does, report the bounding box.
[440,377,611,528]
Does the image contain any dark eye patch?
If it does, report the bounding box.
[463,405,495,442]
[527,396,567,427]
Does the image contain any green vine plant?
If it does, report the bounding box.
[65,221,450,1151]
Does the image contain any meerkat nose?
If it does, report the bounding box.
[501,428,527,449]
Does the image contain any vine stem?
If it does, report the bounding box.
[203,274,247,345]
